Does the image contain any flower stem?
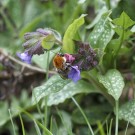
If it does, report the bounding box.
[44,51,50,131]
[113,22,124,64]
[8,109,16,135]
[72,97,94,135]
[46,51,50,80]
[115,100,119,135]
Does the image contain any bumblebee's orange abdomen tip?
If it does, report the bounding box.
[53,55,65,69]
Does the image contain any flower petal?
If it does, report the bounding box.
[17,52,32,64]
[68,66,81,83]
[36,28,50,35]
[64,53,75,63]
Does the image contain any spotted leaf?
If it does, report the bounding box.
[98,69,125,100]
[32,75,97,106]
[119,100,135,126]
[89,11,114,59]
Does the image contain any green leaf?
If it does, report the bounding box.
[112,12,135,29]
[62,14,87,53]
[113,28,133,40]
[49,28,62,43]
[32,75,96,106]
[89,11,114,59]
[123,30,133,40]
[98,69,125,100]
[113,27,123,36]
[41,28,62,50]
[41,34,55,50]
[119,100,135,126]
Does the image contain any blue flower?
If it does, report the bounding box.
[17,52,32,64]
[68,66,81,83]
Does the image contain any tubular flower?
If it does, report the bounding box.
[64,53,75,63]
[17,28,56,63]
[23,28,51,56]
[17,52,32,64]
[68,66,81,83]
[72,41,98,71]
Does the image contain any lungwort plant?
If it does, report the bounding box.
[15,11,135,135]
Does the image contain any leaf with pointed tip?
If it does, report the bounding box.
[119,100,135,126]
[88,11,114,60]
[98,69,125,100]
[62,14,87,53]
[112,12,135,29]
[32,75,97,106]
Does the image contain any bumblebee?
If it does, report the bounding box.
[53,53,66,70]
[53,53,70,79]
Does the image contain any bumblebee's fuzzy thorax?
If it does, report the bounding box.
[53,54,66,70]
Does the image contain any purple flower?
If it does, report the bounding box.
[36,28,51,35]
[17,52,32,64]
[68,66,81,83]
[64,53,75,63]
[72,41,98,71]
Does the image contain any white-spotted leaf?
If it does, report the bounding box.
[86,7,107,29]
[89,11,114,59]
[32,75,97,106]
[98,69,125,100]
[119,100,135,126]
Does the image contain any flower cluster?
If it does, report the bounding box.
[17,28,56,64]
[17,28,98,83]
[72,41,98,71]
[53,42,98,82]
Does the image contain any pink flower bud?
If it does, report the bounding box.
[64,53,75,63]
